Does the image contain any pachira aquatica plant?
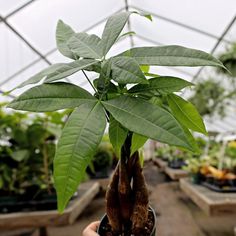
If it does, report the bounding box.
[7,11,226,235]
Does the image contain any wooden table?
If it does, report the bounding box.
[0,181,100,236]
[165,167,189,180]
[153,158,168,171]
[180,178,236,216]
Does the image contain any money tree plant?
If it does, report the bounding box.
[8,12,225,235]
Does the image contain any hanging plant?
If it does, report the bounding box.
[189,79,228,118]
[218,42,236,77]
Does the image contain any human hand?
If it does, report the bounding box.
[82,221,100,236]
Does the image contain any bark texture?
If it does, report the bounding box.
[105,134,149,235]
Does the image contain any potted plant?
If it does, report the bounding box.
[87,137,114,179]
[0,107,67,213]
[218,42,236,77]
[7,11,225,235]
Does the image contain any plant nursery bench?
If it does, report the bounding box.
[164,167,188,180]
[180,178,236,216]
[0,181,100,236]
[153,158,168,171]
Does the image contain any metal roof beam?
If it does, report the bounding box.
[131,5,233,44]
[192,14,236,82]
[5,0,38,19]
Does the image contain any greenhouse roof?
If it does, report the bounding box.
[0,0,236,133]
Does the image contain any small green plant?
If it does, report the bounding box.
[0,106,66,196]
[87,140,114,178]
[7,11,225,235]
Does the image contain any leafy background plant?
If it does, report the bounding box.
[0,105,69,196]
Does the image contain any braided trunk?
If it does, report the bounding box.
[105,134,149,235]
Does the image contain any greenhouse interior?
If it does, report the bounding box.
[0,0,236,236]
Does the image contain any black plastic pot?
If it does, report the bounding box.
[97,206,157,236]
[190,173,202,184]
[87,167,112,179]
[168,159,186,169]
[0,194,57,213]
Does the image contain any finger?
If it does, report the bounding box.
[88,221,100,231]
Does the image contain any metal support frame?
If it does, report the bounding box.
[130,5,233,45]
[192,14,236,82]
[1,1,236,97]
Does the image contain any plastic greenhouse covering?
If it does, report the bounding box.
[0,0,236,134]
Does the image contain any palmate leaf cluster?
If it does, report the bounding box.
[7,12,225,212]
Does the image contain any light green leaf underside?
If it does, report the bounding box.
[14,64,66,90]
[11,149,30,162]
[54,101,106,212]
[121,45,225,68]
[110,56,148,84]
[167,94,207,135]
[102,96,193,150]
[8,82,95,112]
[44,59,98,83]
[14,59,97,90]
[100,12,131,55]
[56,20,76,59]
[129,76,193,94]
[109,116,128,158]
[131,133,148,156]
[68,33,103,59]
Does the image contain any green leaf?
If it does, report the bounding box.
[141,13,152,21]
[68,33,103,59]
[121,45,226,68]
[140,65,150,73]
[109,116,128,158]
[44,59,98,83]
[54,101,106,212]
[129,76,193,94]
[100,12,131,55]
[8,82,95,112]
[14,64,67,90]
[11,149,30,162]
[102,96,193,150]
[167,94,207,135]
[13,59,97,90]
[56,20,76,59]
[118,31,136,41]
[131,133,148,155]
[110,56,148,84]
[181,125,200,153]
[144,72,159,77]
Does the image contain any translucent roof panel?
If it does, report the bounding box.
[1,0,236,134]
[8,0,124,53]
[0,23,38,85]
[130,0,236,39]
[131,13,217,52]
[0,0,31,17]
[1,60,48,96]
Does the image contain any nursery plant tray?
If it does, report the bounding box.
[0,181,100,229]
[180,178,236,216]
[202,182,236,193]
